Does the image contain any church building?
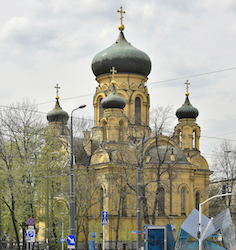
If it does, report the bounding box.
[46,7,211,249]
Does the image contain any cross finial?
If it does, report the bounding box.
[110,66,117,85]
[117,6,125,31]
[185,80,190,96]
[54,83,60,99]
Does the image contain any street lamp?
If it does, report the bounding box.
[137,166,141,250]
[35,151,57,250]
[198,193,234,250]
[70,105,86,237]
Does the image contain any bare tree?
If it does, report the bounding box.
[94,105,180,247]
[211,140,236,208]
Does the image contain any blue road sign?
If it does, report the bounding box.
[91,232,96,238]
[67,235,76,245]
[60,238,64,243]
[89,241,95,250]
[28,231,34,237]
[25,233,31,241]
[131,231,137,234]
[102,211,108,225]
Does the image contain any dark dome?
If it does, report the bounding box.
[148,145,190,165]
[47,99,69,123]
[92,31,151,77]
[101,84,126,109]
[176,95,199,119]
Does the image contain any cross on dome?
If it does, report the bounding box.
[185,80,190,96]
[110,66,117,85]
[54,83,60,99]
[117,6,125,31]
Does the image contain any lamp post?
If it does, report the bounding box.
[198,193,234,250]
[137,166,141,250]
[70,105,86,237]
[62,217,64,250]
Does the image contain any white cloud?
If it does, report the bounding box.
[0,0,235,165]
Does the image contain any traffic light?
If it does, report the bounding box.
[197,231,201,239]
[221,183,227,200]
[99,233,103,239]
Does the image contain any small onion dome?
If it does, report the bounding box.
[92,31,151,77]
[176,95,199,119]
[47,98,69,123]
[101,84,126,110]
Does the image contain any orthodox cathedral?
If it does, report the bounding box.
[46,7,211,249]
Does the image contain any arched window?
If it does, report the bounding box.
[193,130,196,148]
[135,97,141,125]
[195,192,200,210]
[119,120,124,141]
[158,187,165,216]
[101,121,107,142]
[100,187,104,214]
[99,98,104,119]
[179,131,182,147]
[181,188,186,216]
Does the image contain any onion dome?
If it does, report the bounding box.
[47,98,69,123]
[101,83,126,110]
[92,30,152,77]
[47,84,69,123]
[176,94,199,119]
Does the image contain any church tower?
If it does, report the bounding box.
[91,7,152,142]
[174,81,200,154]
[99,67,128,143]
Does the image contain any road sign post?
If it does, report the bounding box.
[102,211,108,250]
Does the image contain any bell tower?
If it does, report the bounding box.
[91,7,152,141]
[174,80,200,151]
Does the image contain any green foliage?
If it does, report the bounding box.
[89,221,103,243]
[120,220,135,243]
[0,100,71,249]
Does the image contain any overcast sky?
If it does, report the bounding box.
[1,0,236,166]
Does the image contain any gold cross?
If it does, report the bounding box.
[185,80,190,96]
[110,66,117,85]
[117,6,125,30]
[54,83,60,99]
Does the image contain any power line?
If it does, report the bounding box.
[35,66,236,106]
[146,66,236,86]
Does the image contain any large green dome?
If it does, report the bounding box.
[47,99,69,123]
[176,95,199,119]
[92,31,151,77]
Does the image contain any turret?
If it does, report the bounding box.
[174,80,200,151]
